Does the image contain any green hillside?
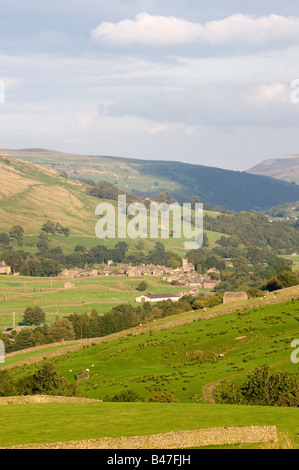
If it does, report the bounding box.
[1,290,299,448]
[14,296,298,404]
[0,154,201,257]
[2,148,299,212]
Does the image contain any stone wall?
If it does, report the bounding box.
[2,426,278,449]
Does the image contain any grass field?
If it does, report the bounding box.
[0,401,298,448]
[0,274,191,330]
[36,299,298,404]
[1,291,299,449]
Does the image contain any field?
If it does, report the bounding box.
[0,401,298,448]
[1,287,299,449]
[26,298,299,404]
[0,274,190,330]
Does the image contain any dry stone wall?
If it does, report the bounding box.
[2,426,278,449]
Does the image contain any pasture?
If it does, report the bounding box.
[0,274,188,330]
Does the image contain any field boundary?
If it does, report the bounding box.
[2,426,278,449]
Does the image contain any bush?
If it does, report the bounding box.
[149,392,178,403]
[110,390,142,402]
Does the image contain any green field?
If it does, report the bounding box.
[0,274,188,330]
[36,299,298,404]
[0,401,298,448]
[1,292,299,448]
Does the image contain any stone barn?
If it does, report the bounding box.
[223,291,248,304]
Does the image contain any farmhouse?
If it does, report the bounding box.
[135,293,181,303]
[203,279,220,289]
[223,291,248,304]
[207,267,220,275]
[0,260,11,275]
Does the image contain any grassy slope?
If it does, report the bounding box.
[247,155,299,184]
[2,291,299,447]
[0,154,98,236]
[0,153,224,258]
[48,299,299,404]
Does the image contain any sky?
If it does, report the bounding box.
[0,1,299,171]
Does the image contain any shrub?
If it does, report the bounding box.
[110,390,142,402]
[149,392,178,403]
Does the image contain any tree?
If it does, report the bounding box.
[0,370,16,396]
[158,191,177,204]
[74,245,86,252]
[240,365,299,407]
[41,221,56,234]
[49,318,75,343]
[265,276,283,292]
[9,225,24,246]
[38,258,61,277]
[23,306,46,326]
[136,280,148,292]
[13,328,35,350]
[278,271,299,288]
[216,365,299,407]
[28,362,78,396]
[191,195,201,210]
[0,233,11,246]
[37,231,49,252]
[85,180,123,200]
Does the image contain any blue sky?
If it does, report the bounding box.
[0,1,299,170]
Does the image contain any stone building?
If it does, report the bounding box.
[223,291,248,304]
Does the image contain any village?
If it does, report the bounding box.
[59,258,248,304]
[60,258,221,289]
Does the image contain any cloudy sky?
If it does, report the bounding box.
[0,1,299,170]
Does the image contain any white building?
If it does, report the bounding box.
[135,293,180,303]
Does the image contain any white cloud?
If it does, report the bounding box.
[91,12,299,48]
[254,83,288,102]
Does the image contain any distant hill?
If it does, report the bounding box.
[247,154,299,185]
[0,153,99,236]
[2,148,299,212]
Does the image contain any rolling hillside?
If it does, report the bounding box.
[247,154,299,185]
[0,154,221,257]
[2,148,299,212]
[1,287,299,449]
[0,153,99,236]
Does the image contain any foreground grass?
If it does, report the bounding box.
[0,402,298,448]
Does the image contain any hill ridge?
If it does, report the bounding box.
[1,148,299,212]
